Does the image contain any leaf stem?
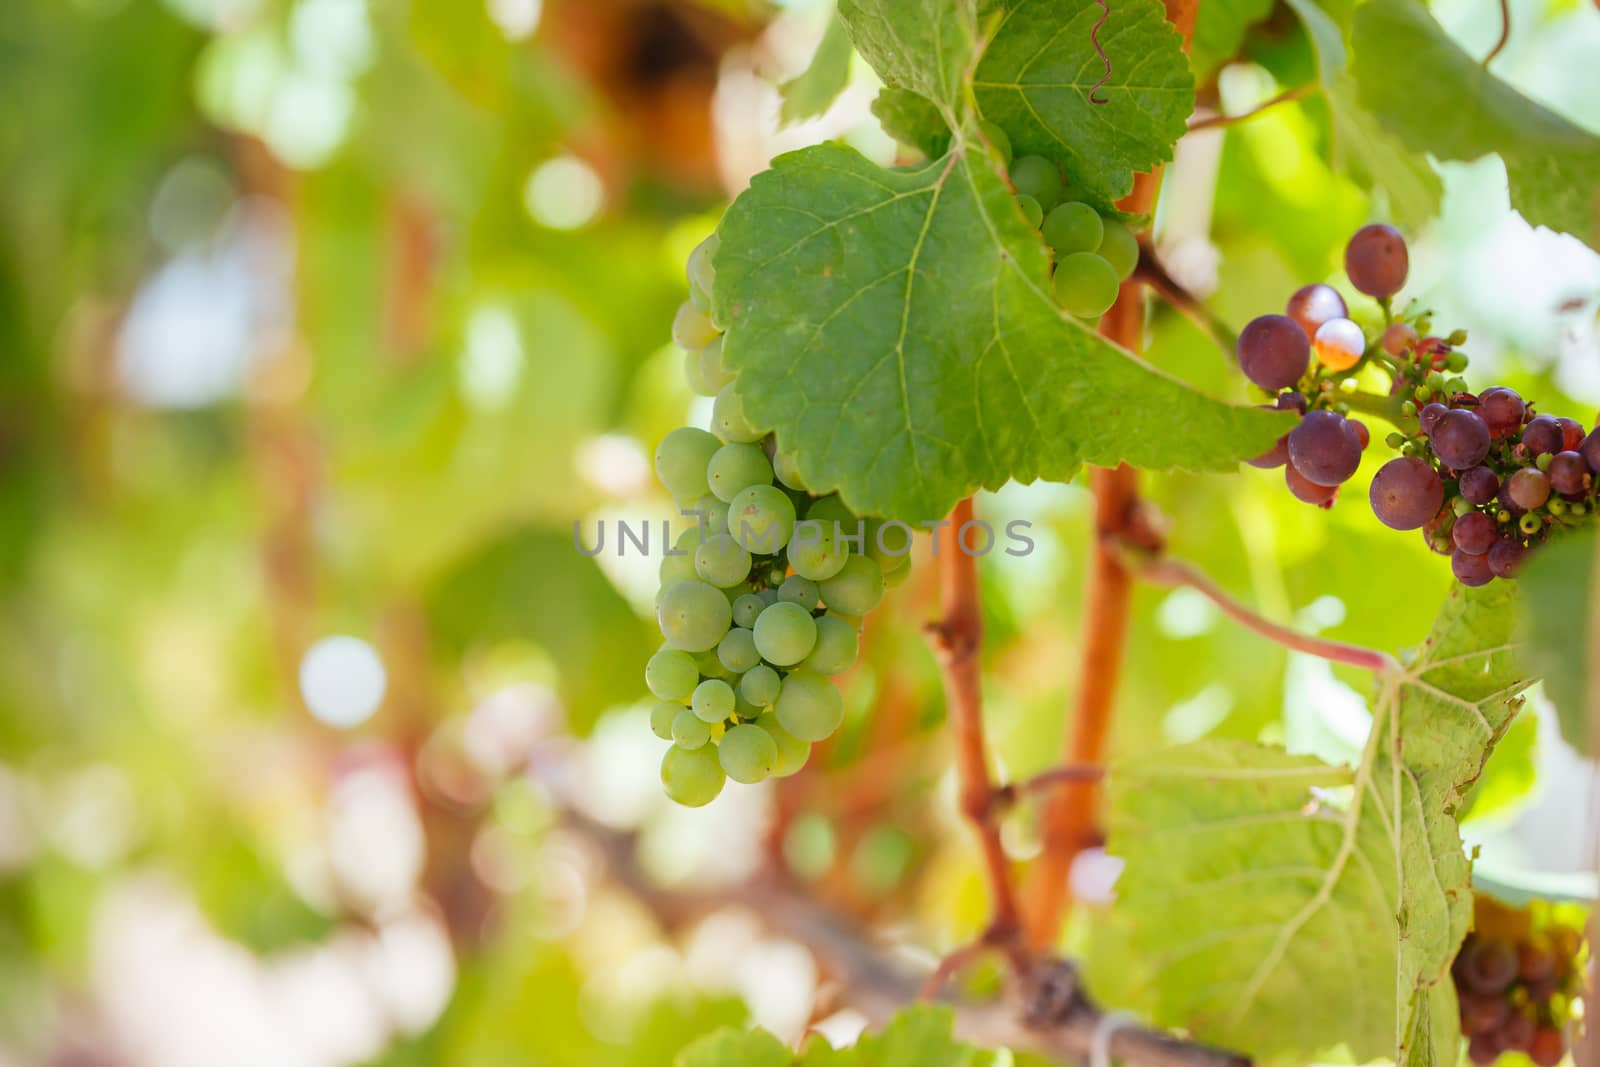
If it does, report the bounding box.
[1186,84,1316,132]
[1483,0,1512,66]
[1340,388,1411,429]
[1134,243,1239,352]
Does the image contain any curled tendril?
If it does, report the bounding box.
[1089,0,1112,104]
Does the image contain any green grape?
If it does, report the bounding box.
[978,120,1012,165]
[683,347,719,397]
[687,233,717,298]
[696,337,735,395]
[740,664,781,706]
[805,494,855,526]
[654,427,721,502]
[672,709,712,749]
[693,647,731,680]
[778,575,820,610]
[1010,155,1063,211]
[691,678,736,723]
[819,555,884,616]
[1053,252,1120,318]
[658,550,697,595]
[645,647,698,701]
[686,495,728,535]
[1097,219,1138,281]
[688,280,711,312]
[1041,201,1104,255]
[694,533,752,588]
[707,442,773,502]
[717,627,761,674]
[661,745,725,807]
[731,593,765,630]
[804,615,859,675]
[712,384,763,444]
[1015,194,1043,229]
[728,485,797,554]
[671,300,719,351]
[884,561,912,588]
[788,520,850,582]
[775,668,845,742]
[718,723,778,784]
[772,449,807,491]
[734,691,763,721]
[649,700,679,740]
[754,601,818,666]
[757,587,780,606]
[673,524,706,555]
[657,580,732,652]
[755,716,810,778]
[864,519,913,572]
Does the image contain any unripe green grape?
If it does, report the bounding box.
[883,561,912,588]
[778,575,820,610]
[754,601,818,666]
[688,280,711,312]
[696,337,734,394]
[657,580,732,652]
[775,668,845,742]
[740,664,782,706]
[717,627,761,674]
[712,384,762,443]
[757,588,779,606]
[864,519,913,571]
[687,495,728,535]
[671,300,719,351]
[1053,252,1120,318]
[734,691,763,721]
[773,449,807,491]
[728,484,797,554]
[788,520,850,582]
[1042,202,1103,255]
[978,120,1012,165]
[661,745,725,807]
[819,555,885,615]
[672,709,712,749]
[687,233,717,297]
[1010,155,1063,212]
[691,678,736,724]
[707,442,773,502]
[658,550,698,595]
[649,700,679,740]
[718,723,778,783]
[645,647,699,701]
[654,427,721,502]
[692,647,732,680]
[694,533,753,588]
[805,493,856,526]
[731,593,765,630]
[1097,219,1139,281]
[804,614,859,675]
[683,347,720,396]
[1015,194,1043,229]
[755,716,811,778]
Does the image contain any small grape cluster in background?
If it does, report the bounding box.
[984,123,1140,320]
[646,237,909,806]
[1236,224,1600,586]
[1453,896,1586,1066]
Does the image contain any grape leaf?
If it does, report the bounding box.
[1108,583,1530,1064]
[1517,529,1600,754]
[837,0,976,114]
[1191,0,1276,79]
[780,13,855,126]
[972,0,1195,210]
[677,1028,794,1067]
[711,136,1289,522]
[1350,0,1600,249]
[676,1006,996,1066]
[872,87,952,159]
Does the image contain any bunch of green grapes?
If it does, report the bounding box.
[647,236,913,807]
[981,123,1138,320]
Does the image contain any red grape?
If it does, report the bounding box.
[1467,1033,1497,1066]
[1506,468,1551,510]
[1349,419,1370,449]
[1478,387,1525,439]
[1285,462,1338,507]
[1285,283,1347,339]
[1488,538,1526,578]
[1452,511,1497,555]
[1518,944,1557,984]
[1313,317,1365,371]
[1461,939,1519,993]
[1559,417,1585,451]
[1276,390,1308,413]
[1581,427,1600,472]
[1420,402,1449,435]
[1522,415,1564,456]
[1453,549,1494,587]
[1501,1011,1536,1053]
[1370,457,1444,530]
[1529,1029,1565,1067]
[1382,321,1418,355]
[1288,410,1363,486]
[1460,992,1510,1035]
[1248,434,1290,469]
[1238,314,1311,390]
[1459,466,1500,505]
[1431,409,1492,469]
[1548,451,1590,497]
[1345,223,1409,297]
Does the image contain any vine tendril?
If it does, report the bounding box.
[1088,0,1112,104]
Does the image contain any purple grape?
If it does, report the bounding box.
[1287,410,1362,486]
[1369,456,1444,530]
[1276,391,1308,414]
[1477,387,1525,439]
[1430,409,1491,470]
[1419,402,1449,435]
[1452,511,1497,555]
[1285,462,1338,507]
[1549,451,1590,497]
[1248,434,1289,469]
[1285,284,1347,339]
[1488,538,1527,578]
[1237,314,1311,391]
[1559,417,1585,451]
[1452,549,1494,587]
[1349,420,1370,449]
[1505,468,1551,510]
[1458,466,1500,506]
[1522,415,1563,456]
[1345,223,1409,298]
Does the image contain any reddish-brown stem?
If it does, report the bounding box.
[1186,85,1314,132]
[1134,242,1239,352]
[927,497,1025,961]
[1483,0,1512,66]
[993,764,1106,810]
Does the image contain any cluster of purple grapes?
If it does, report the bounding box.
[1237,224,1599,586]
[1453,900,1584,1067]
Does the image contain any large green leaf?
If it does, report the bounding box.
[1518,530,1600,754]
[837,0,976,114]
[781,13,856,126]
[1191,0,1276,79]
[1108,583,1531,1064]
[1350,0,1600,248]
[973,0,1195,209]
[677,1006,996,1066]
[711,137,1289,521]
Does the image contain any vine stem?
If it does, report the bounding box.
[1483,0,1512,66]
[1186,84,1315,132]
[926,496,1027,967]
